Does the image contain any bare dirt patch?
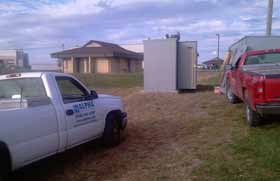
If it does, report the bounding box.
[7,71,235,181]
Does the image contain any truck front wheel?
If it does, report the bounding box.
[245,104,261,127]
[103,113,121,147]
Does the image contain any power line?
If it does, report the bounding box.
[23,46,61,50]
[0,46,61,51]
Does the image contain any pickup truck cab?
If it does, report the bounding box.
[225,49,280,126]
[0,72,127,179]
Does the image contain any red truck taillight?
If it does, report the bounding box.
[253,76,265,99]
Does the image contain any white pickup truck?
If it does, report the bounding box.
[0,72,127,179]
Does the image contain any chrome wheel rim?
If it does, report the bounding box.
[246,105,251,123]
[227,87,233,101]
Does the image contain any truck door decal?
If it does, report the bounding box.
[72,100,97,127]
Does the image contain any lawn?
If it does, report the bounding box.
[7,71,280,180]
[73,73,143,89]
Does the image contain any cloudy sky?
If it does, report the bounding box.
[0,0,279,64]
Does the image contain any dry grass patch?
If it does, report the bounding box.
[8,71,245,181]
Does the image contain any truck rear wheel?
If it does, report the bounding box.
[226,81,239,104]
[103,113,121,147]
[245,104,261,127]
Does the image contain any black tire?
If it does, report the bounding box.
[0,172,3,181]
[103,113,121,147]
[245,103,262,127]
[226,81,239,104]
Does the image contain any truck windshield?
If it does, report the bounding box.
[245,53,280,65]
[0,78,47,100]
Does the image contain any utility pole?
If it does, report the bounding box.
[216,34,220,59]
[266,0,273,36]
[60,43,65,72]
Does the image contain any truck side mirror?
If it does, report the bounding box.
[225,64,233,71]
[90,90,98,99]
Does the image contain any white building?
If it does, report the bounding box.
[120,44,144,53]
[120,43,144,68]
[0,50,30,69]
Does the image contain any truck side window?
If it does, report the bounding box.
[235,58,241,68]
[56,77,89,104]
[0,78,47,100]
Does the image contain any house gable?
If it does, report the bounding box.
[85,42,103,48]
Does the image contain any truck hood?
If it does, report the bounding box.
[242,64,280,78]
[98,94,121,99]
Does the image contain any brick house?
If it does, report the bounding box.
[51,40,143,74]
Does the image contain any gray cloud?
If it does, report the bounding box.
[0,0,279,63]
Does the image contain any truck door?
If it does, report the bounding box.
[231,57,242,96]
[55,76,100,148]
[235,56,246,97]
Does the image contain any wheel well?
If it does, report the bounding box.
[242,87,246,100]
[243,88,249,101]
[106,110,122,125]
[0,142,12,173]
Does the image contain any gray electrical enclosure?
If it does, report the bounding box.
[177,41,197,90]
[144,38,197,92]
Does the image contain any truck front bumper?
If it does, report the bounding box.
[256,103,280,116]
[120,112,127,130]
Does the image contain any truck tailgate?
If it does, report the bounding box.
[265,77,280,101]
[243,65,280,102]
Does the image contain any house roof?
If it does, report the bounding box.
[203,57,224,65]
[51,40,143,61]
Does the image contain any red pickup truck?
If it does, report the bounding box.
[225,49,280,126]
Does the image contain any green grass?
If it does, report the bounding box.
[73,73,143,89]
[231,123,280,178]
[203,121,280,180]
[205,76,220,86]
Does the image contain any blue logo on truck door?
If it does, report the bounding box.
[72,100,96,127]
[73,101,95,113]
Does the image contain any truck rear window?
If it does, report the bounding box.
[245,53,280,65]
[0,78,47,100]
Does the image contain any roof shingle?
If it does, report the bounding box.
[51,40,143,61]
